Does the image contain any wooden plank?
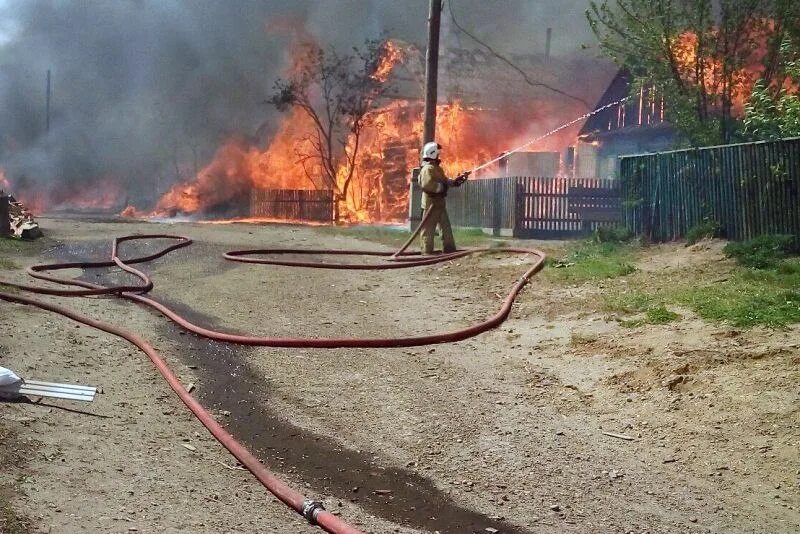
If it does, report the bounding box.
[0,195,9,237]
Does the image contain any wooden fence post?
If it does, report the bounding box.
[491,178,501,236]
[0,195,9,237]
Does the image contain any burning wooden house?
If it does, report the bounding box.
[575,70,677,179]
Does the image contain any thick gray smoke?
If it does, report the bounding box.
[0,0,608,209]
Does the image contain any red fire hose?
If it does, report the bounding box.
[0,223,545,533]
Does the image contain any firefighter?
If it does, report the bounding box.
[418,142,470,254]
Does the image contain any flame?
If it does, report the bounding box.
[153,95,579,223]
[51,177,123,211]
[668,21,795,115]
[371,41,404,83]
[152,38,582,224]
[153,108,319,217]
[0,170,122,214]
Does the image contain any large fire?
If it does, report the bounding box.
[149,38,577,223]
[668,21,797,115]
[153,108,319,218]
[150,100,502,222]
[0,170,123,215]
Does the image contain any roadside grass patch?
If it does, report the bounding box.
[546,240,637,282]
[0,257,16,270]
[673,265,800,327]
[605,292,681,327]
[607,257,800,328]
[723,234,798,269]
[644,305,682,324]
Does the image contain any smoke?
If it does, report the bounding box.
[0,0,611,209]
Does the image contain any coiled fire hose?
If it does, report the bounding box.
[0,222,545,532]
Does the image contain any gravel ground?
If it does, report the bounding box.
[0,217,798,533]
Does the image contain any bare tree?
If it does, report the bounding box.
[269,38,393,220]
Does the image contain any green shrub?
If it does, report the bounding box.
[686,220,721,245]
[777,260,800,275]
[723,234,799,269]
[645,305,681,324]
[593,225,633,243]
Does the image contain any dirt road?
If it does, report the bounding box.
[1,217,798,533]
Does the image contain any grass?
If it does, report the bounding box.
[606,257,800,328]
[0,257,16,270]
[723,234,798,269]
[0,238,31,254]
[605,291,682,327]
[545,241,637,283]
[672,263,800,327]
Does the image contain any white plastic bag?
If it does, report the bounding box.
[0,366,21,386]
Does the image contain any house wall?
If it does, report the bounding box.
[505,151,560,178]
[575,143,599,179]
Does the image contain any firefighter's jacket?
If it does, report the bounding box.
[419,162,449,210]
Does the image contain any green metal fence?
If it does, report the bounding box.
[620,137,800,241]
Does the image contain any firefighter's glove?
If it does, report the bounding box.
[453,171,470,186]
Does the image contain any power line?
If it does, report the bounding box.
[446,0,589,107]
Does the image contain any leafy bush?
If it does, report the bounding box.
[593,225,633,244]
[645,305,681,324]
[723,234,799,269]
[686,220,721,245]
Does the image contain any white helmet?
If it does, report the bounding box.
[421,141,441,162]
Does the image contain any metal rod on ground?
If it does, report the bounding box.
[423,0,442,144]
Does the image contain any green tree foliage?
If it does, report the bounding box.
[587,0,800,146]
[743,38,800,140]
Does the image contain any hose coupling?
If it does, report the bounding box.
[302,499,326,525]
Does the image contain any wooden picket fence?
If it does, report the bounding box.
[443,176,621,238]
[513,177,618,238]
[445,177,516,233]
[250,189,334,223]
[620,137,800,241]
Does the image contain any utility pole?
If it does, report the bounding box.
[423,0,442,144]
[545,28,552,61]
[45,69,51,134]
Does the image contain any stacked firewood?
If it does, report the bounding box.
[0,192,42,239]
